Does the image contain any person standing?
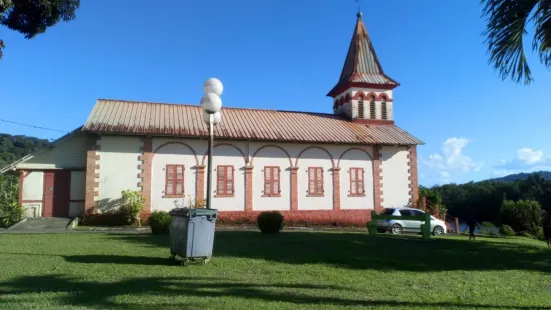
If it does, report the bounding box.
[465,218,480,241]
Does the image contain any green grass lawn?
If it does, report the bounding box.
[0,231,550,310]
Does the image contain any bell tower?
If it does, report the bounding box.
[328,12,399,123]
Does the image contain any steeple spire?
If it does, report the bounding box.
[327,11,399,97]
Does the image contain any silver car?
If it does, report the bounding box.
[376,207,447,235]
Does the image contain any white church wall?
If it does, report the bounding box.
[338,147,375,210]
[96,136,142,212]
[381,146,411,208]
[151,139,204,212]
[250,143,293,211]
[291,145,334,211]
[208,143,247,211]
[22,171,44,217]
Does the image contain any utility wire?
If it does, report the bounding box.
[0,118,70,133]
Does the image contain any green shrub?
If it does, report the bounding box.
[499,224,516,237]
[518,231,535,239]
[480,221,496,235]
[501,199,541,233]
[149,211,171,234]
[528,222,545,241]
[0,174,25,228]
[257,211,284,234]
[119,190,145,226]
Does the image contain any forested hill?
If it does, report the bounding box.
[488,171,551,182]
[0,133,51,169]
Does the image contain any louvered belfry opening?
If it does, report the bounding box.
[358,95,364,119]
[369,96,376,119]
[381,99,388,120]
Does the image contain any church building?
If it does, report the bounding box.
[1,12,423,225]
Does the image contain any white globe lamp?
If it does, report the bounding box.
[201,93,222,115]
[203,111,222,125]
[203,78,224,96]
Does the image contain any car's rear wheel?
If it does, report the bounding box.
[433,225,444,236]
[377,229,386,233]
[391,224,403,235]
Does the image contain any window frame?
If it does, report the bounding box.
[164,164,185,197]
[263,166,281,197]
[307,167,324,197]
[216,165,235,197]
[358,95,365,119]
[349,167,366,197]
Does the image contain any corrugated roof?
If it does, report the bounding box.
[82,99,423,145]
[328,13,399,96]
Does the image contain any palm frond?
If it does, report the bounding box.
[532,0,551,68]
[482,0,539,85]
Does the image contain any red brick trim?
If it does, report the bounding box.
[196,165,206,201]
[373,145,383,212]
[245,166,254,211]
[18,169,24,205]
[154,142,199,166]
[202,143,246,166]
[290,167,299,211]
[328,82,399,97]
[337,147,373,167]
[377,93,393,102]
[217,210,373,227]
[85,134,100,214]
[251,144,293,167]
[352,91,365,100]
[139,137,153,212]
[332,168,341,211]
[354,119,395,125]
[408,146,419,207]
[295,146,335,168]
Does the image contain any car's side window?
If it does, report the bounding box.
[399,210,411,216]
[412,210,425,217]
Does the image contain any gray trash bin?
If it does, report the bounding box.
[168,208,218,265]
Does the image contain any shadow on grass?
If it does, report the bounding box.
[0,274,549,309]
[108,231,551,273]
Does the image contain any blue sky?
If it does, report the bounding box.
[1,0,550,186]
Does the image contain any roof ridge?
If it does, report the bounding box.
[96,98,337,116]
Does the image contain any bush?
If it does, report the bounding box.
[257,211,284,234]
[119,190,145,226]
[499,224,516,237]
[0,174,25,228]
[501,199,541,233]
[149,211,171,234]
[479,221,497,235]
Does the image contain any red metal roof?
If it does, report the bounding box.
[82,99,423,145]
[328,13,399,96]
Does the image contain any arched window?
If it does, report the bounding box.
[333,99,338,109]
[369,95,376,119]
[381,97,388,120]
[345,93,351,104]
[358,95,364,119]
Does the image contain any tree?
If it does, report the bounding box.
[481,0,551,85]
[0,0,80,59]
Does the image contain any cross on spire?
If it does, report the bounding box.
[355,0,363,17]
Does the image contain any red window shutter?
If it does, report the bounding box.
[350,168,357,195]
[228,166,234,194]
[273,167,280,194]
[358,168,364,194]
[264,167,271,195]
[217,166,225,195]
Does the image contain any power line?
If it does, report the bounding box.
[0,118,70,133]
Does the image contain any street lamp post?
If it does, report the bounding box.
[201,78,223,209]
